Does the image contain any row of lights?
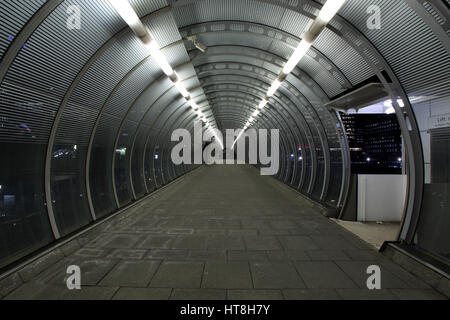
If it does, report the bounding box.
[108,0,223,149]
[232,0,347,149]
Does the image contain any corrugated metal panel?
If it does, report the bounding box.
[277,8,313,38]
[340,0,450,98]
[128,78,173,123]
[144,9,181,47]
[55,103,97,145]
[70,35,148,110]
[313,28,374,86]
[131,0,168,17]
[0,0,46,60]
[94,113,121,145]
[6,0,123,100]
[422,2,446,25]
[0,80,57,143]
[104,59,162,118]
[163,43,191,67]
[172,0,286,28]
[299,56,344,98]
[198,32,273,52]
[0,0,124,143]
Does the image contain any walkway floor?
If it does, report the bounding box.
[3,165,446,300]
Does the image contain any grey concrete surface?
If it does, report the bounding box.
[2,165,447,300]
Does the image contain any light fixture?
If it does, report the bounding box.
[146,41,174,77]
[252,110,260,117]
[249,117,255,123]
[232,0,348,149]
[318,0,347,23]
[173,79,190,98]
[258,99,268,110]
[283,39,312,74]
[108,0,221,149]
[188,100,199,110]
[108,0,142,30]
[267,79,282,97]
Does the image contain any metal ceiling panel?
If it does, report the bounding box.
[131,0,168,17]
[313,28,374,86]
[70,35,148,110]
[340,0,450,97]
[172,0,286,28]
[299,55,345,98]
[104,59,162,118]
[0,0,46,60]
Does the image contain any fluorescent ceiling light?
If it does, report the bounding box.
[318,0,347,23]
[146,40,174,77]
[252,110,260,117]
[258,100,268,110]
[174,80,190,98]
[249,117,255,123]
[267,79,282,97]
[108,0,142,30]
[283,39,312,74]
[188,100,199,110]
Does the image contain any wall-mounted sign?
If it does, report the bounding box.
[429,113,450,129]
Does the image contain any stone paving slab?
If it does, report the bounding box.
[2,165,446,300]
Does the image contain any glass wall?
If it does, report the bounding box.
[412,95,450,262]
[114,120,138,205]
[131,124,150,197]
[0,142,53,269]
[89,114,121,218]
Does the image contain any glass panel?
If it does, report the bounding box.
[413,95,450,262]
[51,142,91,236]
[50,104,97,236]
[312,145,325,199]
[0,142,53,269]
[131,125,149,197]
[144,134,156,192]
[161,149,170,184]
[90,114,120,218]
[115,120,137,205]
[153,144,162,188]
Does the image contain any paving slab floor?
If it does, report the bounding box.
[2,165,446,300]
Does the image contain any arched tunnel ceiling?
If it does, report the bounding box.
[167,0,450,132]
[0,0,448,138]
